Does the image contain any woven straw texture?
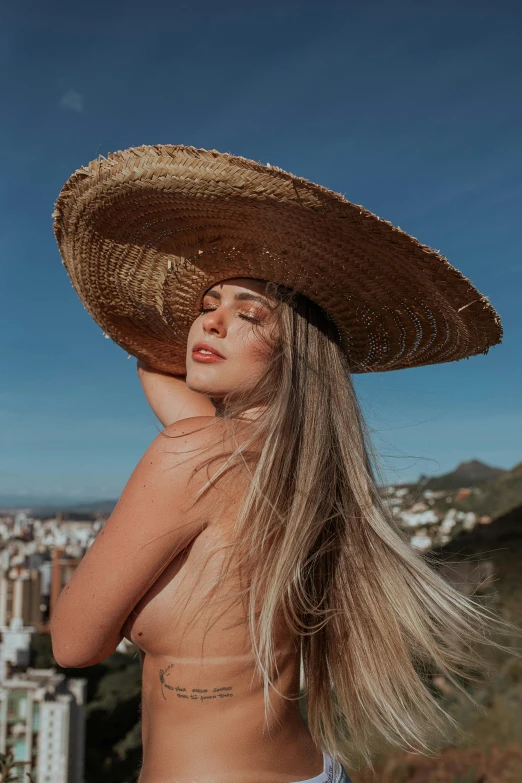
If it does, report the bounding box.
[52,144,503,375]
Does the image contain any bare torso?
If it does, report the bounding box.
[121,421,324,783]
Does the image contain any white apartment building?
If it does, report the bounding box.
[0,568,42,628]
[0,617,36,681]
[0,668,86,783]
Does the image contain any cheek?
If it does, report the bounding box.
[186,319,199,348]
[234,327,273,366]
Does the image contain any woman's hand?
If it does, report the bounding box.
[136,359,216,427]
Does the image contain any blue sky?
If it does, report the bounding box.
[1,1,521,503]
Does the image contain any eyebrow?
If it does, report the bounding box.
[204,290,274,308]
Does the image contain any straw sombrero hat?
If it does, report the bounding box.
[52,144,502,375]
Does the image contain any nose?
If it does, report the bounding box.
[202,306,227,337]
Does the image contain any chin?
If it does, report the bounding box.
[186,370,225,396]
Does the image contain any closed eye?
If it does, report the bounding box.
[198,305,260,323]
[239,313,257,322]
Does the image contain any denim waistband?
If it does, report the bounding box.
[336,765,353,783]
[297,752,352,783]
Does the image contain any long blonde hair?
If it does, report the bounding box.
[164,281,519,769]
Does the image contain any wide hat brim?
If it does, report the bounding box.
[52,144,502,374]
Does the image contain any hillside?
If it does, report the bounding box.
[417,459,507,491]
[437,460,522,520]
[352,502,522,781]
[402,460,522,523]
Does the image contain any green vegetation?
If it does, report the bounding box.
[0,751,34,782]
[83,655,143,782]
[346,502,522,781]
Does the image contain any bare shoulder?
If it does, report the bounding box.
[156,416,257,493]
[159,416,228,455]
[159,416,255,455]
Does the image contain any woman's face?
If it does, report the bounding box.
[185,277,279,401]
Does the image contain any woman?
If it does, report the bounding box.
[50,145,516,783]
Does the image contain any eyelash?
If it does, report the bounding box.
[198,305,260,323]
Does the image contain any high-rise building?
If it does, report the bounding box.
[0,575,13,629]
[0,617,36,681]
[0,668,86,783]
[0,570,42,629]
[50,548,82,620]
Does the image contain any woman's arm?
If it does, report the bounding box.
[137,360,216,426]
[50,417,217,668]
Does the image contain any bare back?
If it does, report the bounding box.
[121,418,323,783]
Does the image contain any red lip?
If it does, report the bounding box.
[192,342,226,359]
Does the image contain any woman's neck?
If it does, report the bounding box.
[210,398,266,422]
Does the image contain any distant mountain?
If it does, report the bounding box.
[418,459,507,491]
[59,499,118,514]
[413,460,522,523]
[0,498,118,516]
[1,459,519,518]
[449,461,522,520]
